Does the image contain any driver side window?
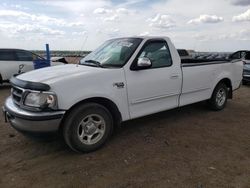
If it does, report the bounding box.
[138,41,172,68]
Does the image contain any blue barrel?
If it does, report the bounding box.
[33,59,51,69]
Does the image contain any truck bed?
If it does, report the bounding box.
[181,58,230,67]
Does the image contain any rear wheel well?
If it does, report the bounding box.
[0,74,2,84]
[217,78,233,99]
[60,97,122,131]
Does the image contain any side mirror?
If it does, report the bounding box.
[137,57,152,70]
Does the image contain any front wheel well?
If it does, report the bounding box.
[59,97,122,131]
[216,78,233,99]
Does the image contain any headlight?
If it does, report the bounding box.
[24,92,57,110]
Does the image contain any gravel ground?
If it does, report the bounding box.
[0,85,250,188]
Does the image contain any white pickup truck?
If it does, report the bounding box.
[3,37,243,152]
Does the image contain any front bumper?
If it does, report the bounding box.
[3,97,65,133]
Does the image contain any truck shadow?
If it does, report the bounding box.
[0,84,11,90]
[120,101,210,132]
[15,101,211,156]
[243,84,250,88]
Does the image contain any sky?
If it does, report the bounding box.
[0,0,249,52]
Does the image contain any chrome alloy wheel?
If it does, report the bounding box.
[77,114,106,145]
[216,88,226,107]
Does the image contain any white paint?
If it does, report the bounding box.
[15,36,243,122]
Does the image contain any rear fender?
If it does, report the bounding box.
[211,77,233,99]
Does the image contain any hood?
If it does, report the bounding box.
[17,64,108,84]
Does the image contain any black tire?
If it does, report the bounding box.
[63,103,113,153]
[208,83,228,111]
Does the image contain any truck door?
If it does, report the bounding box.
[125,39,182,119]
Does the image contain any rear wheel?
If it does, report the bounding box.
[208,83,228,111]
[63,103,113,153]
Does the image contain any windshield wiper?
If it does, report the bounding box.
[81,60,104,68]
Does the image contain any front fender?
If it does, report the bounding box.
[50,68,130,121]
[60,93,129,122]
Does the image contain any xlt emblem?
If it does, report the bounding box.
[113,82,124,89]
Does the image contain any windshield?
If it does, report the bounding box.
[80,38,142,68]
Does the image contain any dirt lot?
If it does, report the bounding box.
[0,85,250,188]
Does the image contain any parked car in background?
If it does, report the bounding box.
[51,57,68,64]
[177,49,192,59]
[242,52,250,85]
[3,36,243,153]
[229,50,250,85]
[229,50,247,60]
[0,49,64,84]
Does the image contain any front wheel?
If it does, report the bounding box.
[208,83,228,111]
[63,103,113,153]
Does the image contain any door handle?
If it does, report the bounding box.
[170,75,179,79]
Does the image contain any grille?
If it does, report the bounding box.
[11,86,24,106]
